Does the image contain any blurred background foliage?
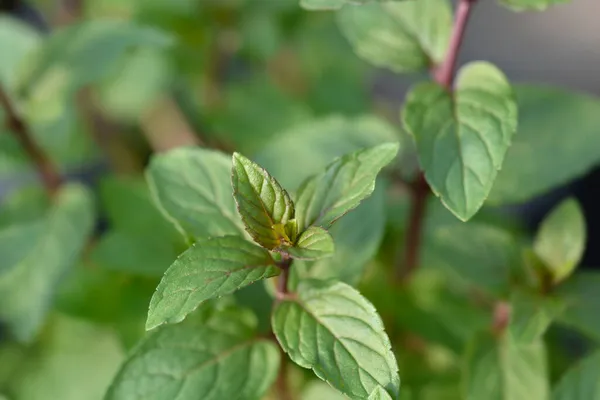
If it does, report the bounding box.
[1,0,600,399]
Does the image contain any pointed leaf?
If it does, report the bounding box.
[232,152,295,249]
[146,147,245,240]
[146,236,279,330]
[301,0,402,10]
[403,62,517,221]
[295,143,399,231]
[534,198,585,284]
[552,351,600,400]
[337,0,452,73]
[0,184,95,341]
[369,386,394,400]
[463,333,549,400]
[556,272,600,341]
[108,305,280,400]
[272,280,399,400]
[285,226,335,261]
[508,291,564,343]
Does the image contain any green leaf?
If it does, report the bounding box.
[463,333,549,400]
[15,20,172,99]
[0,184,95,342]
[5,314,124,400]
[422,217,520,295]
[0,16,40,87]
[489,85,600,204]
[146,236,279,330]
[500,0,569,12]
[301,0,401,10]
[232,152,295,249]
[508,291,564,343]
[272,280,399,400]
[556,272,600,341]
[90,231,176,277]
[337,0,452,73]
[402,62,517,221]
[107,304,280,400]
[552,351,600,400]
[146,147,245,240]
[284,226,335,261]
[295,143,399,231]
[369,386,394,400]
[301,381,349,400]
[256,116,395,284]
[533,198,586,284]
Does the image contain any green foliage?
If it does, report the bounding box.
[552,351,600,400]
[108,302,280,400]
[0,184,94,342]
[146,147,245,240]
[463,333,549,400]
[146,236,279,330]
[500,0,570,12]
[534,198,586,284]
[294,142,399,230]
[337,0,452,73]
[489,85,600,204]
[273,280,399,400]
[1,1,596,399]
[232,152,295,249]
[403,62,517,221]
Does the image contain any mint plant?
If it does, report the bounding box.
[1,0,600,399]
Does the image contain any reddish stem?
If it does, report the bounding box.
[433,0,478,88]
[0,85,62,196]
[492,302,512,336]
[398,0,478,280]
[276,255,292,299]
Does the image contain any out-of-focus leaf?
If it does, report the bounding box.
[556,272,600,342]
[403,62,517,221]
[534,198,586,284]
[0,186,48,228]
[294,143,399,230]
[146,147,245,241]
[210,77,312,154]
[337,0,452,73]
[301,0,403,10]
[422,218,520,295]
[97,47,173,121]
[4,314,124,400]
[509,291,564,343]
[232,152,294,249]
[256,116,397,284]
[273,280,399,400]
[146,236,279,330]
[552,351,600,400]
[490,85,600,204]
[0,16,40,87]
[107,303,280,400]
[463,333,549,400]
[90,231,175,277]
[56,266,156,349]
[500,0,569,12]
[0,184,95,342]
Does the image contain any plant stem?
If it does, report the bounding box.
[0,85,62,196]
[398,174,429,281]
[276,255,292,299]
[275,357,294,400]
[491,301,511,336]
[398,0,478,281]
[433,0,478,88]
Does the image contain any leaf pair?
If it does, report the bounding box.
[145,142,399,330]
